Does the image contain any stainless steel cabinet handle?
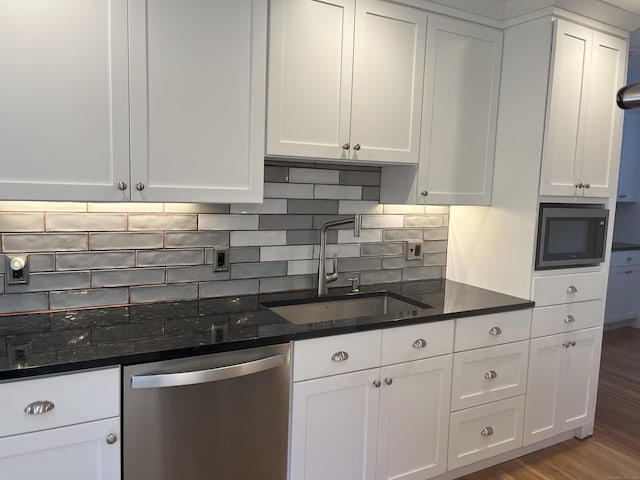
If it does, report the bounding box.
[481,426,494,437]
[564,315,575,323]
[567,285,578,293]
[136,182,145,191]
[489,327,502,336]
[117,181,128,191]
[131,354,286,389]
[421,190,428,197]
[563,340,577,348]
[412,338,427,349]
[620,194,628,198]
[373,379,381,388]
[384,377,393,385]
[484,370,498,379]
[353,144,361,151]
[627,256,633,262]
[584,183,591,189]
[342,143,350,150]
[331,351,349,362]
[24,400,55,415]
[106,433,118,445]
[575,183,584,188]
[627,270,633,274]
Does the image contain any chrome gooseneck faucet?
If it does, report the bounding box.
[317,215,361,296]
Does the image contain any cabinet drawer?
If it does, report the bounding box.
[531,300,603,338]
[293,330,382,382]
[454,310,531,352]
[451,341,528,411]
[0,367,120,438]
[532,271,607,307]
[611,251,640,267]
[381,320,454,366]
[448,395,525,471]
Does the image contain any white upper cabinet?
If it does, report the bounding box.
[0,0,266,203]
[0,0,130,201]
[616,111,640,202]
[417,16,502,205]
[128,0,266,203]
[380,16,502,205]
[539,19,626,197]
[266,0,426,164]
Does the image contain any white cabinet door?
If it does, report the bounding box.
[524,327,602,446]
[580,31,626,197]
[129,0,266,203]
[539,20,592,197]
[375,356,452,480]
[0,0,130,201]
[540,20,627,197]
[0,417,120,480]
[267,0,425,165]
[605,267,640,324]
[417,15,502,205]
[349,0,426,164]
[289,368,380,480]
[266,0,354,160]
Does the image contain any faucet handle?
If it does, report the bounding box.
[349,277,360,293]
[326,253,339,283]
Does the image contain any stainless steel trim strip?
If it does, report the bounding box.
[130,353,286,389]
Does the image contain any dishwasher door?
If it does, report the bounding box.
[123,343,291,480]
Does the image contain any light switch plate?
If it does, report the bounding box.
[405,241,423,261]
[6,255,29,285]
[213,248,229,272]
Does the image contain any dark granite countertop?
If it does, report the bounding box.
[612,241,640,251]
[0,279,533,380]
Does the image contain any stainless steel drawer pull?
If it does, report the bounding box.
[484,370,498,380]
[412,338,427,349]
[564,315,576,323]
[24,400,55,415]
[627,257,633,262]
[567,285,578,293]
[481,426,494,437]
[489,327,502,336]
[563,340,577,348]
[106,433,118,445]
[331,351,349,362]
[384,377,393,385]
[131,354,286,389]
[373,379,381,388]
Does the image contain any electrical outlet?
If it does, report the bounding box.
[6,255,29,285]
[213,248,229,272]
[405,241,423,261]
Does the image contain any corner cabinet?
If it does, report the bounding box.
[0,0,266,203]
[266,0,426,164]
[0,367,121,480]
[539,19,626,198]
[380,16,503,205]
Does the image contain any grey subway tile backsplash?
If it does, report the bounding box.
[57,251,136,271]
[0,164,448,314]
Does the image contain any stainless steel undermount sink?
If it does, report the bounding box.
[262,291,431,325]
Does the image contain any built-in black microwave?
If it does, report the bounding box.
[535,203,608,270]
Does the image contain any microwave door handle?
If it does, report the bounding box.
[130,354,286,389]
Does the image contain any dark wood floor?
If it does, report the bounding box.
[460,326,640,480]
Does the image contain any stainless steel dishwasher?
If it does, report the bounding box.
[123,343,290,480]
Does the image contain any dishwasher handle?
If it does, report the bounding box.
[130,353,286,389]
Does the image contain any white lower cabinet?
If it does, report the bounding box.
[376,356,452,480]
[605,252,640,324]
[0,417,120,480]
[448,396,525,470]
[289,323,454,480]
[524,326,602,445]
[289,368,380,480]
[289,356,453,480]
[0,367,121,480]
